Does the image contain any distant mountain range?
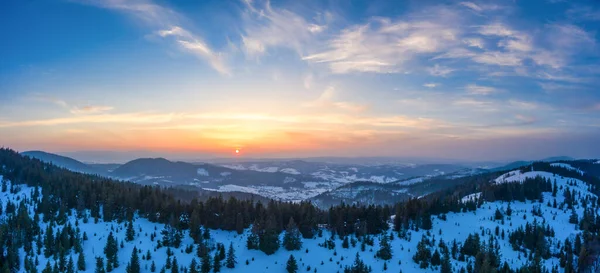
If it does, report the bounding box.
[21,151,106,175]
[21,150,584,205]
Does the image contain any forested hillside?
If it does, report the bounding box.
[1,148,600,273]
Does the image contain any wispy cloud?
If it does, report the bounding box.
[240,0,325,58]
[78,0,229,75]
[70,106,115,115]
[303,7,463,74]
[509,100,538,110]
[466,84,496,95]
[0,112,176,128]
[33,94,114,115]
[427,64,455,77]
[423,83,439,88]
[303,86,367,112]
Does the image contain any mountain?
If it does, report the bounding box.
[21,150,102,175]
[2,148,598,273]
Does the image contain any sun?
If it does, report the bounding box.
[235,149,240,154]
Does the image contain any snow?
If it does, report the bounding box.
[396,177,426,185]
[4,167,595,273]
[550,163,583,175]
[594,160,600,164]
[368,175,398,183]
[220,172,232,177]
[282,177,296,184]
[279,168,300,175]
[460,192,481,203]
[203,184,327,202]
[221,164,246,171]
[196,168,209,176]
[204,184,260,195]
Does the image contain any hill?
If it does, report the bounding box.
[2,148,599,272]
[22,150,103,175]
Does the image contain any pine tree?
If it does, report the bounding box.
[569,209,579,224]
[440,251,452,273]
[283,217,303,251]
[286,255,298,273]
[189,259,198,273]
[77,252,86,271]
[431,250,441,266]
[103,232,119,271]
[171,257,179,273]
[213,252,221,272]
[376,234,392,260]
[44,225,54,258]
[126,247,140,273]
[342,236,350,248]
[259,215,280,255]
[200,252,211,273]
[344,253,371,273]
[226,242,236,269]
[95,257,106,273]
[150,261,156,273]
[126,220,135,242]
[67,256,75,273]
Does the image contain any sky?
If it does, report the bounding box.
[1,0,600,162]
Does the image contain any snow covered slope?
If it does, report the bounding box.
[2,166,595,273]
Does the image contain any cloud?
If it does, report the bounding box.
[70,106,115,114]
[33,94,115,115]
[303,7,463,74]
[423,83,439,88]
[240,0,325,57]
[0,112,177,128]
[463,38,485,49]
[304,86,367,112]
[459,2,501,13]
[466,84,496,95]
[472,51,522,66]
[509,100,538,110]
[427,64,455,76]
[459,2,483,12]
[78,0,229,75]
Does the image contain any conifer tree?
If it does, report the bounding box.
[126,247,140,273]
[77,252,86,271]
[95,257,106,273]
[440,251,452,273]
[189,259,198,273]
[67,256,75,273]
[103,232,119,271]
[218,244,226,261]
[286,255,298,273]
[171,257,179,273]
[344,253,371,273]
[200,252,211,273]
[213,252,221,272]
[126,220,135,242]
[259,215,280,255]
[226,242,236,269]
[376,234,392,260]
[283,217,302,251]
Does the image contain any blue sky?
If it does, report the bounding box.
[1,0,599,162]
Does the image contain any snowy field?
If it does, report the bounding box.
[1,167,593,272]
